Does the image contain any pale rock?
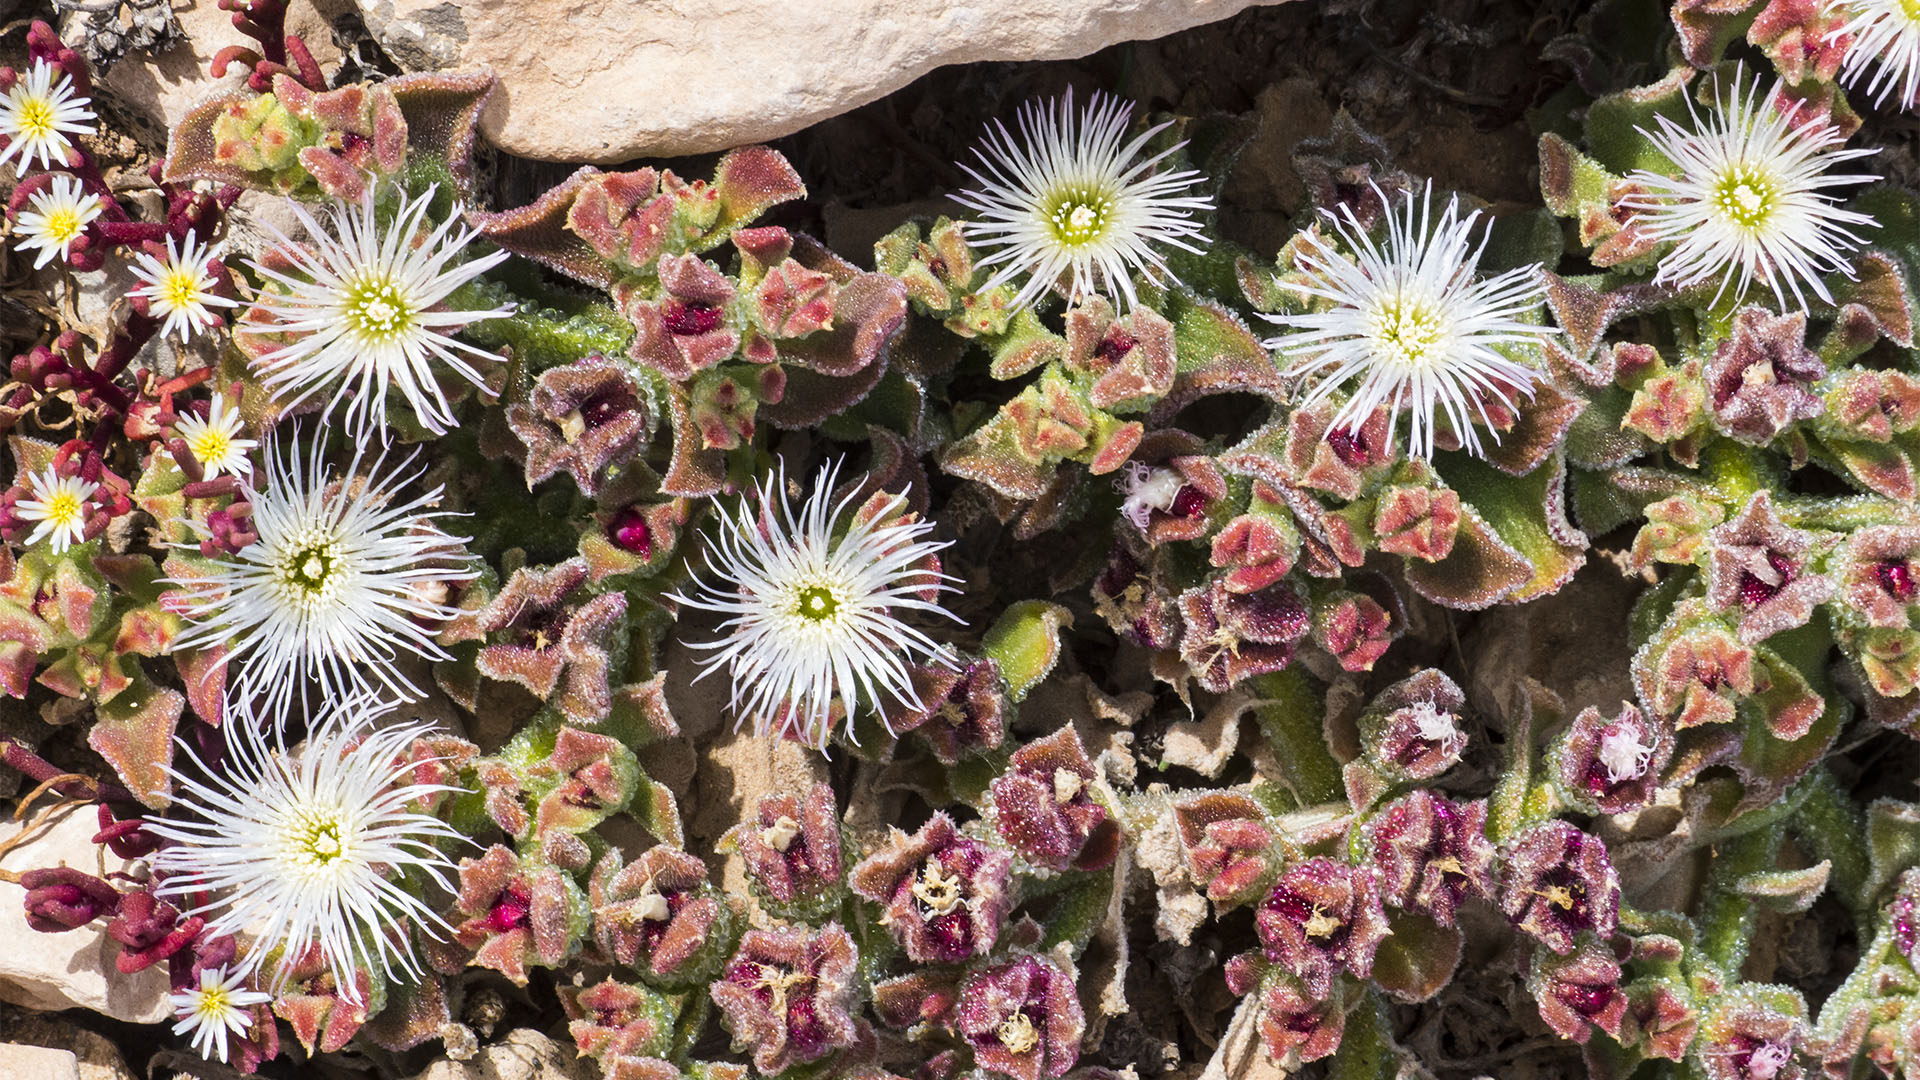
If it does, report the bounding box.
[407,1028,591,1080]
[63,0,349,152]
[0,808,171,1024]
[0,1044,81,1080]
[350,0,1299,162]
[0,1006,136,1080]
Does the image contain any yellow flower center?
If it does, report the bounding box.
[1046,188,1114,246]
[42,207,83,245]
[16,96,54,139]
[1714,164,1776,230]
[911,859,966,916]
[43,491,82,528]
[276,538,343,610]
[1370,295,1448,369]
[189,427,231,466]
[160,268,202,312]
[194,985,233,1017]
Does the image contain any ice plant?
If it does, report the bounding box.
[1264,184,1557,459]
[132,231,237,342]
[169,436,475,718]
[672,461,960,746]
[241,184,512,437]
[953,88,1213,312]
[1832,0,1920,111]
[146,699,463,1001]
[1620,71,1878,309]
[0,58,95,173]
[16,465,97,554]
[174,392,258,481]
[11,174,102,269]
[170,965,271,1063]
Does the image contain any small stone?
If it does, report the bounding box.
[0,1044,80,1080]
[0,810,170,1024]
[406,1028,593,1080]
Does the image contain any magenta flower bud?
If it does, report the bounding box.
[1177,578,1310,694]
[1093,544,1182,652]
[1497,821,1620,955]
[1551,702,1672,814]
[711,924,863,1076]
[955,955,1086,1080]
[989,725,1121,872]
[1625,978,1700,1062]
[1118,455,1228,546]
[1360,791,1493,927]
[1840,525,1920,628]
[608,507,654,557]
[1704,493,1833,644]
[1529,939,1628,1043]
[506,355,652,497]
[1358,669,1468,780]
[564,978,674,1064]
[20,866,120,931]
[106,888,201,973]
[1176,792,1278,907]
[1890,869,1920,957]
[850,813,1012,964]
[1255,857,1391,998]
[588,846,731,988]
[1703,308,1825,445]
[469,558,628,724]
[883,658,1008,765]
[1257,977,1345,1064]
[728,782,845,921]
[452,845,589,984]
[1697,985,1808,1080]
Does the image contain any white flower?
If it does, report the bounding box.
[1263,184,1557,459]
[168,436,475,720]
[175,392,258,481]
[241,184,512,438]
[954,88,1213,312]
[1408,701,1460,744]
[1621,71,1878,310]
[12,174,102,269]
[1833,0,1920,112]
[148,699,463,1001]
[1597,727,1656,784]
[671,460,961,747]
[170,965,271,1063]
[131,230,238,342]
[0,59,95,174]
[15,465,97,554]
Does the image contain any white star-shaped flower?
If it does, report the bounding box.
[954,88,1214,312]
[12,174,102,269]
[167,436,476,721]
[169,966,271,1063]
[131,230,238,342]
[15,465,97,554]
[672,460,961,747]
[1832,0,1920,112]
[241,184,512,438]
[1264,184,1559,459]
[174,392,258,481]
[0,59,95,173]
[1621,71,1879,309]
[149,699,464,1002]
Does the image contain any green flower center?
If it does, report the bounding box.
[1046,188,1114,247]
[795,585,840,622]
[293,814,347,868]
[345,277,410,344]
[1370,295,1448,368]
[283,543,335,593]
[1714,165,1775,230]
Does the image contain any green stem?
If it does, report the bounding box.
[1249,669,1342,805]
[1328,990,1396,1080]
[1792,768,1870,925]
[1697,823,1781,975]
